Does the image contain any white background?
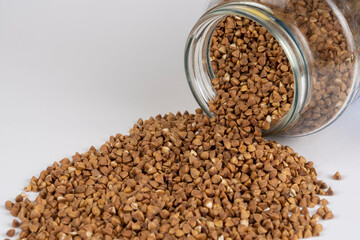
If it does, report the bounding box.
[0,1,359,239]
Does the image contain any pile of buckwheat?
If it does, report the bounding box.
[4,11,337,240]
[5,109,333,240]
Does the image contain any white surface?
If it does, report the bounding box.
[0,1,359,239]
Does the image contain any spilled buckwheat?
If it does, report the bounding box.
[5,109,333,239]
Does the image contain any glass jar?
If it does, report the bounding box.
[185,0,360,136]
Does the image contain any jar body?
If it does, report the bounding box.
[185,0,360,136]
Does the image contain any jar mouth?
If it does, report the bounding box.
[184,2,311,136]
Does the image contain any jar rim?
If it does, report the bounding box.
[184,1,311,136]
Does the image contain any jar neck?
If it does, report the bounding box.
[185,1,311,136]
